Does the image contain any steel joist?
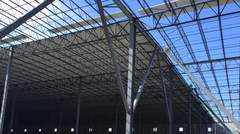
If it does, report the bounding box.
[0,0,54,40]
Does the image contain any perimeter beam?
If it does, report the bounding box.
[96,0,128,112]
[0,47,14,134]
[0,0,54,40]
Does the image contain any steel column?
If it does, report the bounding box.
[58,101,63,134]
[75,79,82,134]
[138,106,141,134]
[198,104,201,134]
[0,0,54,40]
[13,107,18,134]
[0,47,14,134]
[125,18,136,134]
[115,95,119,134]
[169,67,173,134]
[188,92,191,134]
[133,48,158,112]
[157,54,172,134]
[113,0,159,58]
[8,92,16,134]
[96,0,128,112]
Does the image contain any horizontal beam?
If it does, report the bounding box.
[138,0,201,15]
[0,34,27,45]
[0,0,54,40]
[183,56,240,65]
[138,0,240,18]
[49,11,125,33]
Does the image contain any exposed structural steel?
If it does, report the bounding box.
[133,48,157,112]
[188,92,191,134]
[169,67,174,134]
[0,47,14,134]
[157,54,172,134]
[166,51,240,131]
[157,54,173,134]
[0,0,54,40]
[125,18,136,134]
[8,93,16,134]
[75,79,82,134]
[0,0,239,133]
[96,0,128,112]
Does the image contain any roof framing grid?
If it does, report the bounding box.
[133,0,240,132]
[0,0,239,133]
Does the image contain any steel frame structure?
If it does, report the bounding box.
[0,0,239,133]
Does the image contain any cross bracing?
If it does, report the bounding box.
[0,0,240,133]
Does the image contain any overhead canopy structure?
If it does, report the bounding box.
[0,0,239,133]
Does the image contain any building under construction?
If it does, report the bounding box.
[0,0,239,134]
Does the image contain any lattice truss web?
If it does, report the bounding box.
[0,0,240,132]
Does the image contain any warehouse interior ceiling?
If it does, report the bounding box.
[0,0,240,133]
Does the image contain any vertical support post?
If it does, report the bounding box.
[157,54,172,134]
[169,67,173,134]
[75,79,82,134]
[115,95,119,134]
[125,18,136,134]
[58,101,63,134]
[0,46,14,134]
[198,104,201,134]
[188,92,191,134]
[138,106,141,134]
[206,113,208,134]
[9,91,16,134]
[13,107,18,134]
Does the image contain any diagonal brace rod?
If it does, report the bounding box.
[0,0,54,40]
[157,54,172,125]
[96,0,128,112]
[133,48,158,112]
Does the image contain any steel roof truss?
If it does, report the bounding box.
[96,0,128,112]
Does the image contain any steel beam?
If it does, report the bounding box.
[113,0,158,50]
[133,48,157,112]
[0,47,14,134]
[125,17,136,134]
[157,54,172,134]
[0,0,54,40]
[167,53,240,130]
[96,0,128,112]
[183,56,240,65]
[112,0,133,20]
[75,79,82,134]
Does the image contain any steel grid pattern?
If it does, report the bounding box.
[0,0,239,132]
